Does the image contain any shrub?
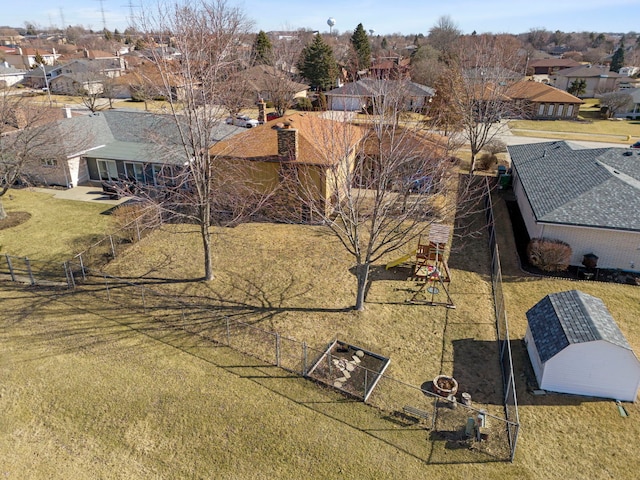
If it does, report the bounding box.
[296,97,312,111]
[527,238,572,272]
[483,139,507,156]
[477,153,497,170]
[111,203,161,243]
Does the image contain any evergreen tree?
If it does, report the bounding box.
[350,23,371,70]
[33,51,46,66]
[381,37,388,50]
[297,34,338,91]
[567,79,586,97]
[251,30,273,66]
[610,42,625,73]
[103,28,113,41]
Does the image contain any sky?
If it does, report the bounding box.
[3,0,639,36]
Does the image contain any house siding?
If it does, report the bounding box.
[540,223,640,271]
[513,175,543,238]
[540,341,640,401]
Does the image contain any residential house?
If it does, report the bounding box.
[3,46,61,69]
[21,110,241,188]
[235,64,309,103]
[22,64,59,89]
[505,80,583,119]
[49,74,104,96]
[615,88,640,119]
[0,61,27,87]
[527,58,582,83]
[508,140,640,272]
[325,79,434,112]
[551,65,623,97]
[208,113,367,221]
[369,57,411,80]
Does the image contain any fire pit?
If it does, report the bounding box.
[432,374,458,397]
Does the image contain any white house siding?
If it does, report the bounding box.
[540,341,640,401]
[68,156,89,187]
[540,223,640,272]
[328,96,364,112]
[513,177,543,238]
[524,326,544,383]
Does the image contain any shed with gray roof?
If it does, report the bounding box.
[508,140,640,272]
[525,290,640,401]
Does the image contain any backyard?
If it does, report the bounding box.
[1,186,639,478]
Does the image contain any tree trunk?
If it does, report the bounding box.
[354,262,371,311]
[200,222,214,281]
[0,199,6,221]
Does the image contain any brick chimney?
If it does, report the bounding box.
[257,98,266,124]
[277,122,298,161]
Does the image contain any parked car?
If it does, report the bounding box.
[630,141,640,149]
[225,115,259,128]
[266,112,281,121]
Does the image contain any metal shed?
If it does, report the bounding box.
[525,290,640,402]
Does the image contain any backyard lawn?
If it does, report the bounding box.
[1,188,639,479]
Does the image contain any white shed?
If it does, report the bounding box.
[525,290,640,402]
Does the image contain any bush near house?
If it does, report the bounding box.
[527,237,572,272]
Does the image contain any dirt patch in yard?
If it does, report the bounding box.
[0,211,31,230]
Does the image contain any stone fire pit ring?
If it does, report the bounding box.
[432,374,458,397]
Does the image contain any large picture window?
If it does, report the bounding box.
[97,159,118,181]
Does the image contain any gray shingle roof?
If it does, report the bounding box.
[326,79,434,97]
[508,141,640,231]
[526,290,632,363]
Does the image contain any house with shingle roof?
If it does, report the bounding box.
[525,290,640,401]
[325,79,434,112]
[508,140,640,271]
[21,110,242,188]
[209,112,368,221]
[506,80,583,119]
[551,64,623,97]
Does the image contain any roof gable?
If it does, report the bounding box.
[506,80,583,104]
[527,290,632,362]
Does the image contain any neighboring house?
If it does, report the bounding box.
[369,57,411,80]
[209,113,367,221]
[551,65,623,97]
[506,80,583,119]
[527,58,582,83]
[22,64,59,89]
[3,46,60,69]
[49,73,104,95]
[525,290,640,402]
[619,66,639,77]
[508,141,640,271]
[0,61,26,87]
[325,79,434,112]
[615,88,640,119]
[236,64,309,102]
[21,110,241,188]
[55,56,126,79]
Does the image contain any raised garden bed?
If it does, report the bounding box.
[306,340,390,401]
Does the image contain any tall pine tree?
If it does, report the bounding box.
[610,42,625,73]
[297,34,337,91]
[350,23,371,70]
[251,30,273,66]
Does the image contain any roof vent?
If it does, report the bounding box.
[623,151,633,156]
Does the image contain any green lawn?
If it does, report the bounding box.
[0,188,115,261]
[508,118,638,143]
[1,188,639,478]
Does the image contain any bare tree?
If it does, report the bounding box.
[599,91,633,118]
[286,81,477,310]
[137,0,263,281]
[442,34,524,173]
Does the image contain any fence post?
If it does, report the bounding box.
[25,257,35,285]
[6,254,15,281]
[104,274,111,301]
[302,341,307,375]
[109,235,116,259]
[276,333,281,367]
[78,254,86,281]
[364,369,368,400]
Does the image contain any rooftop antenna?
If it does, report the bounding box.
[327,17,336,35]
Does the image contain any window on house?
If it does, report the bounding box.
[538,104,545,116]
[547,104,554,116]
[97,159,118,181]
[125,162,145,183]
[41,159,57,167]
[567,105,574,117]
